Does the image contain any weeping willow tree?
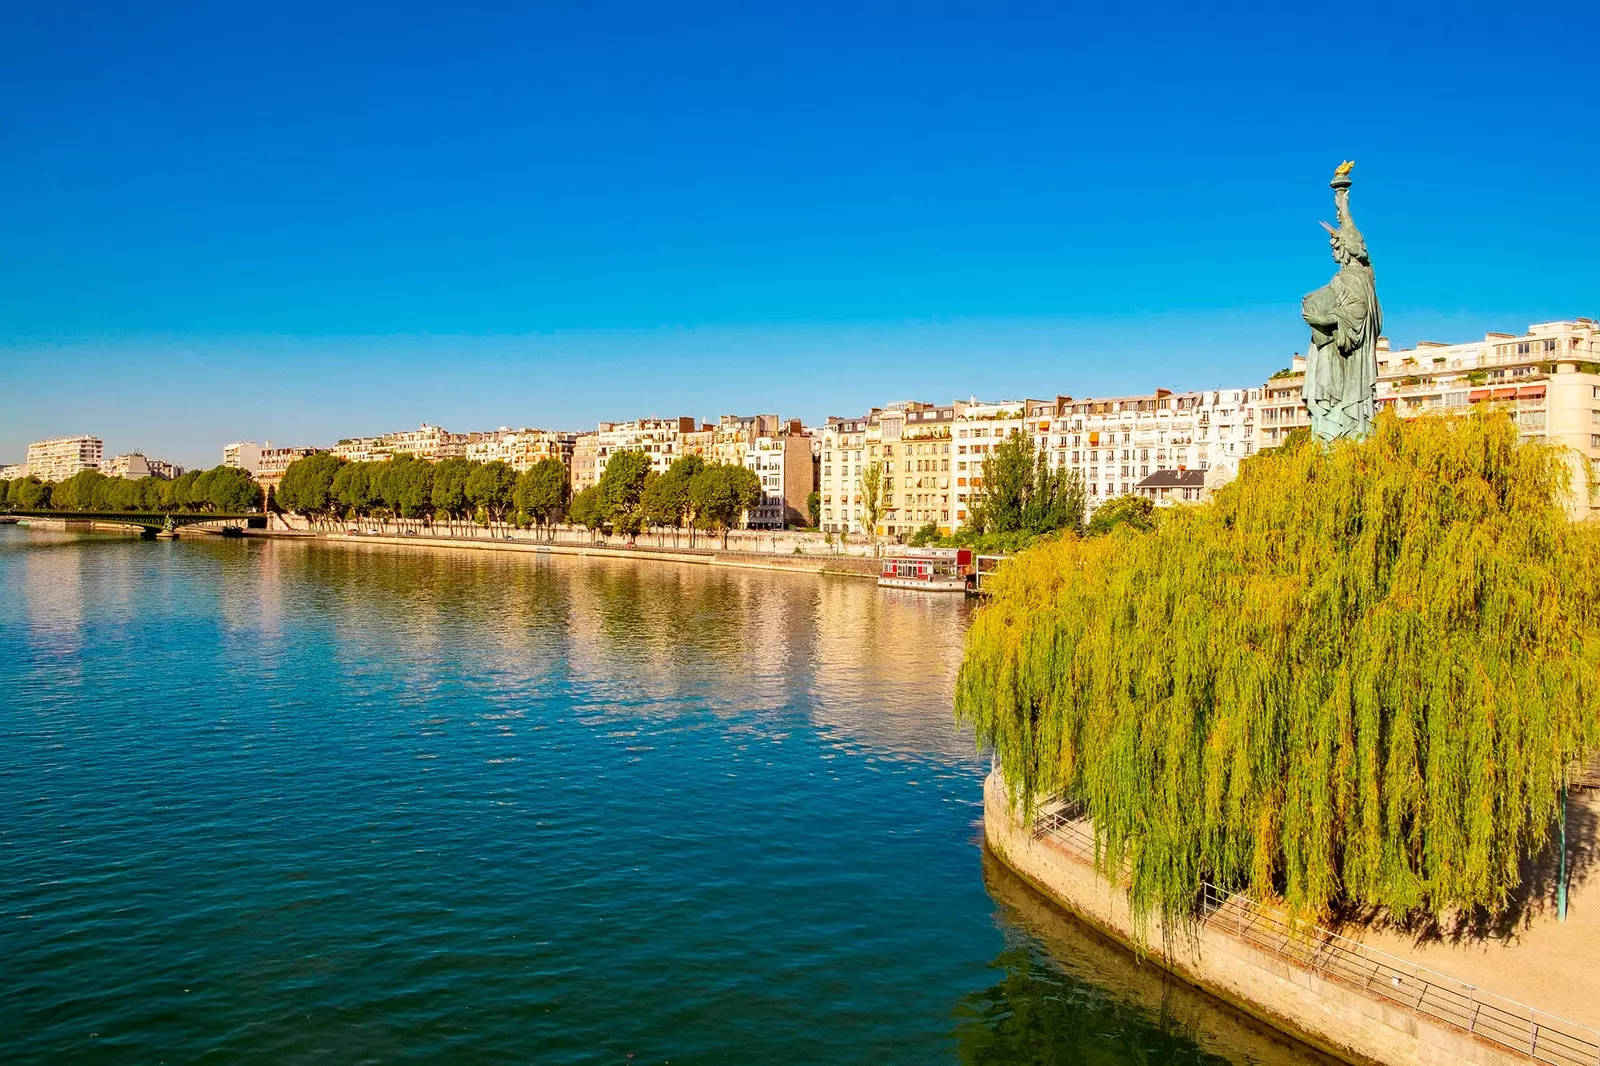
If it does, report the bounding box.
[956,410,1600,928]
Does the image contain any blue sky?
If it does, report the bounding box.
[2,1,1596,469]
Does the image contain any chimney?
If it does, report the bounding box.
[1376,337,1391,353]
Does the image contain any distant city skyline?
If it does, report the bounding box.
[3,3,1596,468]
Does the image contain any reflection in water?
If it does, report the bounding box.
[0,529,1294,1064]
[964,852,1342,1066]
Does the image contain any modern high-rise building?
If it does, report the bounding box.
[25,435,103,482]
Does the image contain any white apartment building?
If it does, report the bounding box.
[817,412,876,535]
[593,417,696,479]
[223,441,263,475]
[464,428,576,472]
[331,437,381,463]
[1048,387,1264,513]
[25,435,103,482]
[950,399,1034,530]
[1,463,29,480]
[381,423,471,461]
[148,458,183,480]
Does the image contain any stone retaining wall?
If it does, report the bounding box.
[984,770,1542,1066]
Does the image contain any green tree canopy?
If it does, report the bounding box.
[1083,493,1155,537]
[431,458,473,526]
[597,450,652,524]
[569,485,605,531]
[465,460,516,527]
[689,464,762,545]
[970,430,1085,537]
[277,452,342,522]
[956,411,1600,928]
[515,458,570,533]
[860,461,885,538]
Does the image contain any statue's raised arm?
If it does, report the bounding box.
[1300,161,1382,443]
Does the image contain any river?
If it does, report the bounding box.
[0,528,1325,1064]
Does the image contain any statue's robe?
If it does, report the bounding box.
[1302,261,1381,442]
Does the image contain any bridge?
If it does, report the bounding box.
[1,511,268,537]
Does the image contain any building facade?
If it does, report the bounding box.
[223,441,263,475]
[256,446,319,496]
[105,453,152,479]
[464,428,577,472]
[743,429,815,528]
[25,435,103,482]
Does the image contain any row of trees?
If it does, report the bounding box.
[568,452,763,547]
[0,466,261,514]
[275,453,570,535]
[271,448,764,545]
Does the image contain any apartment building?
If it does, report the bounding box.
[743,429,815,528]
[256,446,318,496]
[594,417,696,479]
[950,399,1036,530]
[0,463,28,480]
[147,458,183,480]
[223,441,262,475]
[817,412,877,535]
[331,437,381,463]
[465,428,577,472]
[105,453,152,479]
[1047,386,1263,512]
[25,435,103,482]
[381,423,471,462]
[569,434,600,495]
[881,402,957,536]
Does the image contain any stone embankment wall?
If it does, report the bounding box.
[984,771,1557,1066]
[263,512,881,558]
[263,528,883,580]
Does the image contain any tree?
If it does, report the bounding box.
[1084,493,1156,537]
[966,431,1085,540]
[431,458,473,534]
[53,469,107,511]
[860,461,885,551]
[569,485,606,538]
[597,449,652,532]
[514,458,570,539]
[397,458,434,527]
[689,464,763,548]
[277,452,342,527]
[639,464,694,546]
[12,477,51,509]
[466,460,516,532]
[205,466,262,513]
[957,411,1600,929]
[806,489,821,529]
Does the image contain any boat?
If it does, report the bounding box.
[878,547,973,592]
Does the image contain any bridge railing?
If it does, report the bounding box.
[1032,798,1600,1066]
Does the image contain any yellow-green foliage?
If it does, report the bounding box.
[956,410,1600,925]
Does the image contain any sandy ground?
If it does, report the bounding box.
[1342,790,1600,1031]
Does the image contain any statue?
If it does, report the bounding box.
[1301,161,1382,443]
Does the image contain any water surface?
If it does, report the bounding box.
[0,530,1321,1063]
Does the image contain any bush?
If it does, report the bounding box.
[957,410,1600,928]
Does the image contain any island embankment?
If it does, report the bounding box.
[984,770,1600,1066]
[247,527,884,580]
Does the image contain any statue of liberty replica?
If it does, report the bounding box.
[1301,161,1382,442]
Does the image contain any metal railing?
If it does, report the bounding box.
[1031,799,1600,1066]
